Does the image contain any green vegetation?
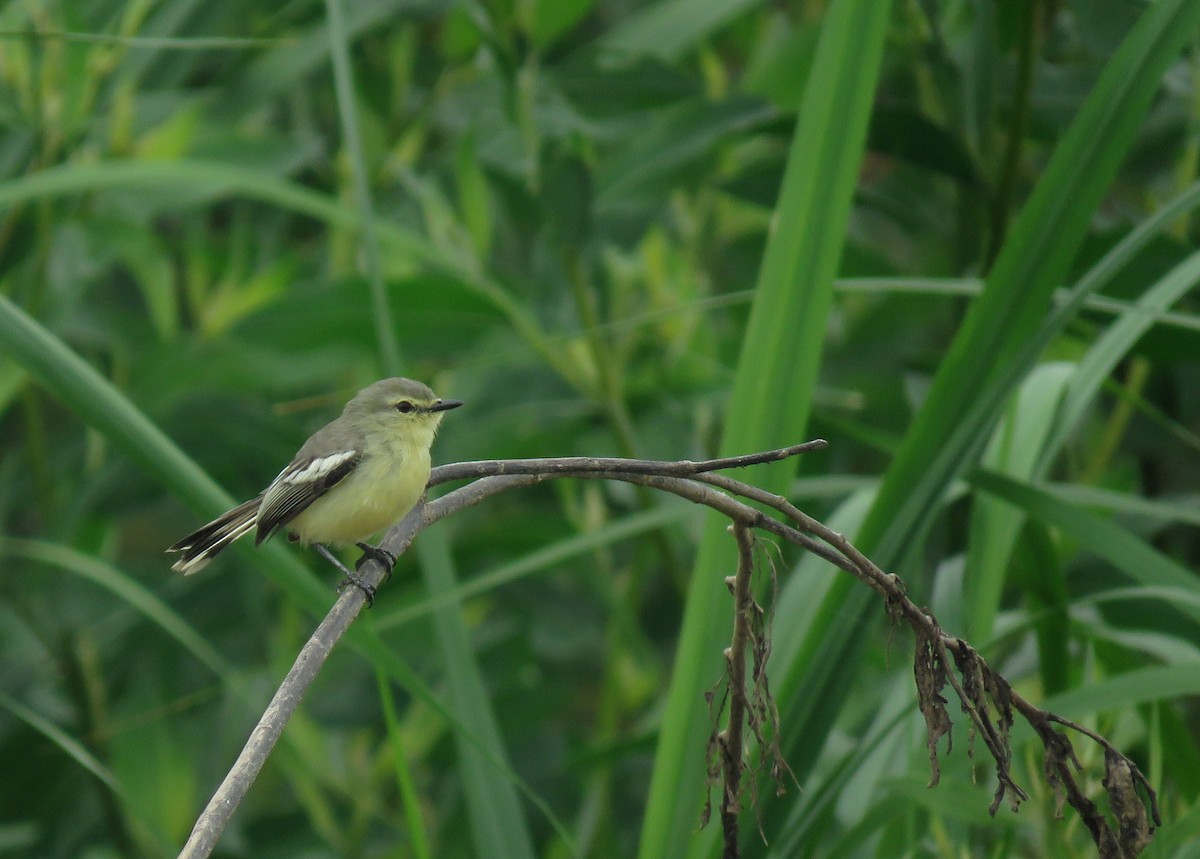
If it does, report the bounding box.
[2,1,1200,857]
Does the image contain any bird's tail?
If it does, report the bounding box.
[168,496,261,575]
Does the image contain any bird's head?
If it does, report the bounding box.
[347,377,463,445]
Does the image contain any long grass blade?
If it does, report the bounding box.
[415,537,540,859]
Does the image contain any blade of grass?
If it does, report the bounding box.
[0,294,242,519]
[0,160,430,264]
[2,31,286,49]
[0,537,442,840]
[1012,519,1071,695]
[415,536,539,859]
[964,363,1074,641]
[1081,585,1200,615]
[1040,248,1200,467]
[972,470,1200,626]
[322,0,536,846]
[0,538,233,681]
[376,667,433,859]
[1046,483,1200,528]
[839,275,1200,333]
[0,688,123,793]
[636,1,892,856]
[757,489,878,846]
[962,249,1200,641]
[1045,664,1200,717]
[324,0,400,374]
[768,674,916,856]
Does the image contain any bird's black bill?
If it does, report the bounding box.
[431,399,464,412]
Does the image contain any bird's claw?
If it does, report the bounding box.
[314,542,379,607]
[355,541,396,584]
[337,571,376,607]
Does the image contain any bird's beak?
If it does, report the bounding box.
[431,399,464,412]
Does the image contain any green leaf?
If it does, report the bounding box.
[972,470,1200,628]
[1041,248,1200,466]
[1012,519,1071,695]
[376,668,433,859]
[0,688,123,794]
[1046,664,1200,717]
[964,362,1074,641]
[0,538,234,681]
[599,0,765,62]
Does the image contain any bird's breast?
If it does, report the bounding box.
[289,443,431,545]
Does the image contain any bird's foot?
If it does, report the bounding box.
[336,572,376,607]
[314,543,376,607]
[355,541,396,584]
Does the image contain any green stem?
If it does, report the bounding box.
[985,0,1039,269]
[1171,38,1200,239]
[324,0,402,375]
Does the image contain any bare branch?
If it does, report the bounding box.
[428,440,828,486]
[179,441,1160,859]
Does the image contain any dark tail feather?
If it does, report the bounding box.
[168,496,261,575]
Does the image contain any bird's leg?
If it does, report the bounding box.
[355,541,397,584]
[314,543,375,607]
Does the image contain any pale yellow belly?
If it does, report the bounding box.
[288,448,430,545]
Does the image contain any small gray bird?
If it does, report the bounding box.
[168,378,462,595]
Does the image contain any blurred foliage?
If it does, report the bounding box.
[1,0,1200,857]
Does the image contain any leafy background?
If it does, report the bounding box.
[2,0,1200,857]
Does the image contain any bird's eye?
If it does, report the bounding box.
[395,401,415,414]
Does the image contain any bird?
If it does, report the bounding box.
[168,377,462,599]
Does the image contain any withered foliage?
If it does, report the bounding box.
[652,448,1157,859]
[703,526,794,855]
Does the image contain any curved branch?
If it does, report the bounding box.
[179,444,829,855]
[179,441,1157,859]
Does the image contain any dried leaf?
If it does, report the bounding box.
[1104,749,1154,856]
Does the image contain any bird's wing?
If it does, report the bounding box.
[254,449,361,544]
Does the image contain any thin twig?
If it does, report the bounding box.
[428,440,828,487]
[719,523,756,859]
